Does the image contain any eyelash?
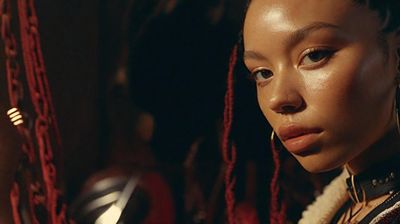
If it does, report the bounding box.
[248,67,273,82]
[300,47,336,67]
[248,48,336,82]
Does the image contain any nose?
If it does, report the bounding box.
[267,72,304,114]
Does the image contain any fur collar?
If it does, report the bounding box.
[298,170,349,224]
[298,170,400,224]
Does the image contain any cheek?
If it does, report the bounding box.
[256,87,278,127]
[255,44,395,140]
[307,46,394,137]
[256,88,269,118]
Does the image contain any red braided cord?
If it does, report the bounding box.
[1,1,41,223]
[270,134,286,224]
[17,2,53,223]
[1,0,68,222]
[17,0,68,222]
[223,44,238,224]
[279,201,287,223]
[222,45,238,164]
[0,0,69,222]
[223,42,287,224]
[26,0,62,148]
[10,184,21,224]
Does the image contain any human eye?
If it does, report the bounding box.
[250,67,273,82]
[300,48,335,67]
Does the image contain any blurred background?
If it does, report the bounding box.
[32,0,338,223]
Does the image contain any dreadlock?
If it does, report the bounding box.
[222,43,238,224]
[222,0,400,223]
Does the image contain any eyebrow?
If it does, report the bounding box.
[286,22,340,47]
[243,22,340,62]
[243,50,267,61]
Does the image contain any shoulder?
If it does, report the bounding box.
[298,170,349,224]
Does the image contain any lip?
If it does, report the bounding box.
[278,124,322,155]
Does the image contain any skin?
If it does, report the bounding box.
[244,0,400,221]
[243,0,400,174]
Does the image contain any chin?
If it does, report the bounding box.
[293,154,344,174]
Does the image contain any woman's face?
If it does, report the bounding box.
[243,0,400,172]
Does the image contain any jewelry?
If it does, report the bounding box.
[342,203,363,224]
[345,158,400,204]
[270,130,275,142]
[7,107,24,126]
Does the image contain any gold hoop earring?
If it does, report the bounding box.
[270,130,275,142]
[270,130,280,151]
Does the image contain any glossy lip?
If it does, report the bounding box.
[278,124,322,155]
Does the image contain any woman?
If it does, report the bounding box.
[224,0,400,223]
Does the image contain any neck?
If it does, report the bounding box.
[346,127,400,175]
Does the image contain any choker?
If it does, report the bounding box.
[345,160,400,203]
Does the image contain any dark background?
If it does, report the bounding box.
[32,0,325,223]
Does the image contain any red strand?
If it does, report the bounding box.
[222,44,238,224]
[10,183,21,224]
[0,0,68,222]
[1,1,38,222]
[17,0,67,222]
[270,135,287,224]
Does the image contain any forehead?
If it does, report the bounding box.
[243,0,379,43]
[247,0,353,19]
